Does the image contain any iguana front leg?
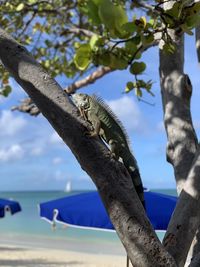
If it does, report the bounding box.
[77,107,100,137]
[79,106,88,121]
[108,139,119,160]
[89,113,101,137]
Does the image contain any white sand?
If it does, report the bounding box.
[0,245,126,267]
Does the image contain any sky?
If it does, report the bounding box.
[0,34,200,191]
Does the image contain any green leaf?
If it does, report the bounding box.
[134,17,147,31]
[98,0,128,38]
[142,33,154,45]
[96,51,111,66]
[98,0,117,30]
[122,22,137,35]
[33,22,42,33]
[86,0,102,25]
[185,2,200,17]
[125,81,134,92]
[89,34,99,49]
[162,43,176,54]
[44,59,51,68]
[130,61,146,75]
[16,3,25,11]
[140,16,147,28]
[135,87,142,97]
[131,35,141,45]
[148,19,155,27]
[28,0,36,3]
[74,44,92,70]
[109,54,128,70]
[180,24,193,35]
[0,85,12,97]
[185,15,200,28]
[125,40,137,55]
[165,2,182,19]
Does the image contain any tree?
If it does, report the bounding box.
[1,0,200,266]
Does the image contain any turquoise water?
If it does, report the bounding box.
[0,189,176,254]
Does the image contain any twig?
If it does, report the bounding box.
[61,27,95,38]
[18,12,36,38]
[64,66,113,94]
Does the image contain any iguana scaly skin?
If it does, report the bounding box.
[72,93,145,208]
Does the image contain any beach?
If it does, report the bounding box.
[0,244,125,267]
[0,190,173,266]
[0,191,128,266]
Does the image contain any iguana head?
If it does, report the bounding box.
[72,93,90,109]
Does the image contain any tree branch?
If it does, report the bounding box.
[195,25,200,63]
[163,145,200,266]
[61,27,95,38]
[11,97,40,116]
[189,251,200,267]
[0,27,176,267]
[11,66,113,115]
[160,34,198,192]
[159,2,199,266]
[134,0,155,12]
[64,66,113,94]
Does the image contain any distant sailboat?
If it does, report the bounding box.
[65,181,72,192]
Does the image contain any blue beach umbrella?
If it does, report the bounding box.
[0,198,21,218]
[39,191,177,267]
[39,190,177,231]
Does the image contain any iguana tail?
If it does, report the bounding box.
[122,152,145,209]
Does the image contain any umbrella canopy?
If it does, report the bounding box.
[39,191,177,231]
[0,198,21,218]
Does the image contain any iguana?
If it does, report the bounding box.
[72,93,145,208]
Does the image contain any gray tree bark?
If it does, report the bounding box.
[195,25,200,63]
[189,250,200,267]
[160,32,198,194]
[0,28,176,267]
[10,67,114,116]
[159,3,200,266]
[185,24,200,266]
[185,23,200,267]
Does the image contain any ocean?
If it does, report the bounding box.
[0,189,177,255]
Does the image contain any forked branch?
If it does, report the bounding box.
[11,66,113,115]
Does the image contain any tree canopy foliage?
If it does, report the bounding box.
[1,0,200,99]
[2,1,200,266]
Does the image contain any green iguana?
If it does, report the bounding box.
[72,93,145,208]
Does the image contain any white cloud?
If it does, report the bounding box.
[30,147,43,156]
[52,157,63,165]
[0,110,26,136]
[0,144,24,162]
[107,96,146,133]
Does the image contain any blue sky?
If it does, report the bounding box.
[0,34,199,191]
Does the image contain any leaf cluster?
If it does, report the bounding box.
[0,0,200,98]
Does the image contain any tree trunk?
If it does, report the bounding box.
[185,23,200,266]
[159,4,200,265]
[160,34,198,193]
[195,25,200,63]
[189,250,200,267]
[0,28,176,267]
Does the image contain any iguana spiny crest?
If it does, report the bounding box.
[72,93,145,208]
